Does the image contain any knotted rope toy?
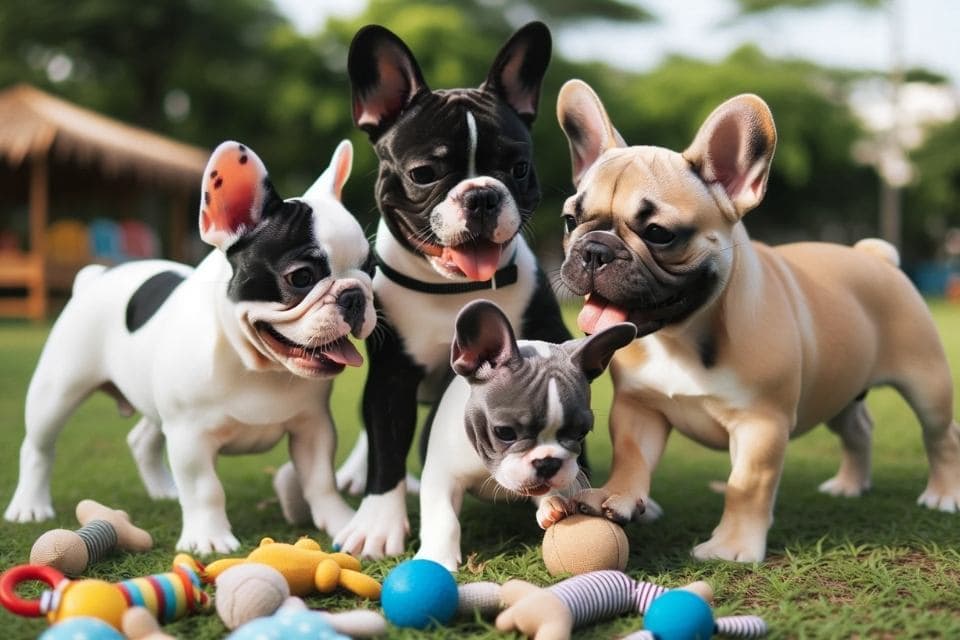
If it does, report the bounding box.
[458,570,768,640]
[0,554,209,630]
[29,499,153,575]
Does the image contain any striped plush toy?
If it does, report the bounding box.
[459,570,767,640]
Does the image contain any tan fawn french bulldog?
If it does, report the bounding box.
[554,79,960,562]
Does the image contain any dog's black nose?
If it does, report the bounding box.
[532,456,563,479]
[581,241,615,271]
[337,287,366,335]
[463,187,502,217]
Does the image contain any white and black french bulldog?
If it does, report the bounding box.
[5,140,376,554]
[415,300,635,570]
[275,22,572,559]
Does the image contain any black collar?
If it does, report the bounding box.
[374,248,519,295]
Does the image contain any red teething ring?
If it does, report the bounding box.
[0,565,67,617]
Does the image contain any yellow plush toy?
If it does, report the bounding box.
[203,537,381,600]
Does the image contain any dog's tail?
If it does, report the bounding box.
[72,264,108,295]
[854,238,900,268]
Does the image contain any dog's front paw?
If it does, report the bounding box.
[818,475,870,498]
[4,499,54,523]
[573,488,644,524]
[332,484,409,559]
[917,484,960,513]
[536,495,574,529]
[692,529,766,563]
[176,528,240,555]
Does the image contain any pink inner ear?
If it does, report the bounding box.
[199,143,265,246]
[333,148,351,201]
[355,57,414,127]
[499,51,536,116]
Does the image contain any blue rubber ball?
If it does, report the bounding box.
[644,589,715,640]
[381,559,458,629]
[39,617,125,640]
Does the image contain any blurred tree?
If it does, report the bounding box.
[903,117,960,259]
[0,0,950,263]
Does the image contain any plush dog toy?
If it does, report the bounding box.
[202,537,381,599]
[458,571,767,640]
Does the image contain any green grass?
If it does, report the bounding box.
[1,302,959,639]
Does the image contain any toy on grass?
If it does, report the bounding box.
[0,554,210,631]
[455,570,768,640]
[37,616,125,640]
[30,499,153,576]
[226,596,387,639]
[121,607,176,640]
[380,558,458,629]
[203,537,380,599]
[618,588,770,640]
[214,563,388,636]
[541,513,628,576]
[215,563,290,630]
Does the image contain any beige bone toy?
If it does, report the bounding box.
[29,499,153,575]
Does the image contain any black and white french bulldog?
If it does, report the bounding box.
[275,22,572,559]
[5,140,376,554]
[415,300,635,570]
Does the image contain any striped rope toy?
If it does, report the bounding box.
[116,554,210,623]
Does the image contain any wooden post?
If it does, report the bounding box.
[169,188,188,263]
[28,151,49,320]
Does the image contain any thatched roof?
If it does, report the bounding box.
[0,83,208,188]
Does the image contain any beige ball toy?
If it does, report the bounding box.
[542,514,629,576]
[215,563,291,630]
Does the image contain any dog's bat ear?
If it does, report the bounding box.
[565,322,636,381]
[451,300,520,379]
[348,25,428,141]
[556,79,626,187]
[481,21,551,126]
[198,141,277,251]
[304,140,353,203]
[683,94,777,220]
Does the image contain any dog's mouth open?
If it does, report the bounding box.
[578,291,695,337]
[417,237,505,281]
[255,321,362,376]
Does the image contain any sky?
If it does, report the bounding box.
[273,0,960,88]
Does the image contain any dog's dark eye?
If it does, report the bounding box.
[285,267,316,289]
[408,165,437,185]
[642,224,676,245]
[562,214,577,233]
[512,161,529,180]
[493,426,518,442]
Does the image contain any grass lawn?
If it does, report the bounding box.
[1,301,959,639]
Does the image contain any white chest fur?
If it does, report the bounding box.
[616,336,752,447]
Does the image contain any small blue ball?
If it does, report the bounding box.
[644,589,715,640]
[39,617,125,640]
[381,559,458,629]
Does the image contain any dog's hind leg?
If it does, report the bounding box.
[900,367,960,512]
[128,417,178,500]
[819,399,873,498]
[5,360,99,522]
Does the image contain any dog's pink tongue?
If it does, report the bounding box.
[323,339,363,367]
[443,240,502,281]
[578,295,629,334]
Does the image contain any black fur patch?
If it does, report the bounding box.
[125,271,185,332]
[698,335,717,369]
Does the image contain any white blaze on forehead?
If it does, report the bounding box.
[541,377,564,441]
[302,200,367,273]
[466,111,478,178]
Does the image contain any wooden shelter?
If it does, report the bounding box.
[0,83,208,320]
